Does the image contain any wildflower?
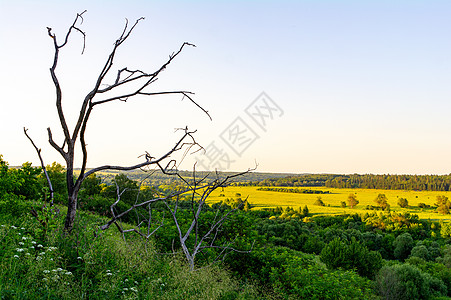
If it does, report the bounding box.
[43,270,50,274]
[106,269,111,272]
[56,268,63,272]
[43,278,48,282]
[134,281,138,285]
[130,287,138,292]
[77,257,82,260]
[18,242,24,246]
[50,258,53,261]
[36,256,43,261]
[25,253,30,256]
[16,248,24,252]
[37,244,43,248]
[1,225,5,227]
[39,252,46,256]
[52,275,60,281]
[31,241,37,245]
[106,272,113,276]
[22,237,27,240]
[11,225,17,229]
[65,271,72,275]
[20,227,25,230]
[13,255,19,258]
[30,246,35,249]
[123,288,129,291]
[124,278,128,282]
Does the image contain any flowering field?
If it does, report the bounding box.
[209,186,451,221]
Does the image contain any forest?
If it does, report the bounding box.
[2,155,451,299]
[253,174,451,191]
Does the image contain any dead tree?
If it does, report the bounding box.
[37,11,210,232]
[163,169,254,271]
[100,164,254,271]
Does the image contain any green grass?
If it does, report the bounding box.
[0,202,258,299]
[210,186,451,221]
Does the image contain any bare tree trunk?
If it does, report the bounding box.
[65,193,78,231]
[40,11,209,233]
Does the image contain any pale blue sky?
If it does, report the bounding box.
[1,0,451,174]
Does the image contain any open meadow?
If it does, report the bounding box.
[209,186,451,221]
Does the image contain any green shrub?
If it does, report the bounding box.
[393,232,414,260]
[375,263,447,299]
[320,237,382,278]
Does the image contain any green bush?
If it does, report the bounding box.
[393,232,414,260]
[375,263,447,299]
[320,237,382,278]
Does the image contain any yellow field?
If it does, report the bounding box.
[209,186,451,221]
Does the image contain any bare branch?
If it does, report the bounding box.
[24,128,54,205]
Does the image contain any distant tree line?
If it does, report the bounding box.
[253,174,451,191]
[256,187,330,194]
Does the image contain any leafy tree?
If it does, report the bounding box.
[302,205,309,217]
[375,264,447,300]
[314,196,325,206]
[375,193,390,210]
[436,195,450,215]
[79,173,102,198]
[340,201,347,208]
[320,237,382,278]
[393,232,414,260]
[347,193,359,208]
[398,197,408,208]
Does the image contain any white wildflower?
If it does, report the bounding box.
[22,237,27,240]
[39,252,46,256]
[65,271,72,275]
[42,278,48,282]
[123,288,128,291]
[20,227,25,230]
[43,270,50,274]
[16,248,24,252]
[37,244,43,248]
[106,272,113,276]
[31,241,36,245]
[11,225,17,229]
[77,257,82,260]
[36,256,43,261]
[18,242,24,246]
[130,287,138,292]
[13,255,19,258]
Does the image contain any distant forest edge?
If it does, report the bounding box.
[91,169,451,192]
[249,174,451,191]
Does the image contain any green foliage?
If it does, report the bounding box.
[375,263,447,300]
[436,195,450,215]
[393,232,414,260]
[320,237,382,278]
[314,196,325,206]
[375,193,390,210]
[347,193,359,208]
[398,197,408,208]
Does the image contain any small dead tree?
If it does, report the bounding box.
[163,169,254,271]
[99,164,255,271]
[31,11,210,232]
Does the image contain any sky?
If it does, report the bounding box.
[1,0,451,175]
